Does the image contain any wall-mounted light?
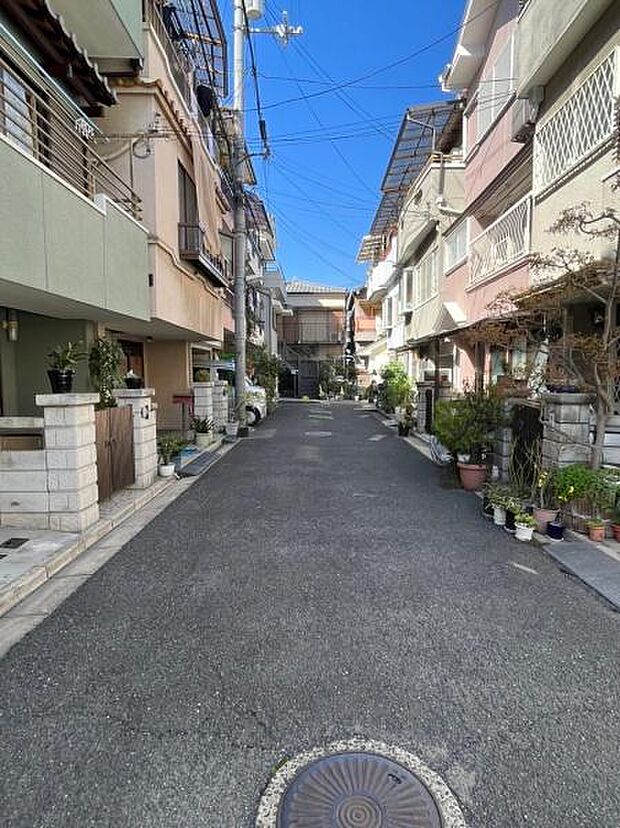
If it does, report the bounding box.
[2,309,18,342]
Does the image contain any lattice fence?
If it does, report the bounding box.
[534,51,617,192]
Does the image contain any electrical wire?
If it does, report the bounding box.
[264,0,393,143]
[240,0,269,154]
[248,0,501,111]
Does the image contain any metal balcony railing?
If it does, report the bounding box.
[0,55,141,218]
[144,0,193,108]
[283,322,344,345]
[178,222,228,285]
[469,195,531,287]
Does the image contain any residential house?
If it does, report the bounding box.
[0,0,148,416]
[345,287,379,390]
[356,234,398,383]
[441,0,535,389]
[87,0,232,430]
[279,281,346,398]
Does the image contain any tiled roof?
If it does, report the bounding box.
[286,279,347,294]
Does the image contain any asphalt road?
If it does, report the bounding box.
[1,402,620,827]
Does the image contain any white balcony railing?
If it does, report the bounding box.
[469,195,531,287]
[534,50,617,192]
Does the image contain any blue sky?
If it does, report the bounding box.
[222,0,466,288]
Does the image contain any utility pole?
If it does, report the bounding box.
[232,0,302,435]
[232,0,248,435]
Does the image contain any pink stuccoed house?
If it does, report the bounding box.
[440,0,534,390]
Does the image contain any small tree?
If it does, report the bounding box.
[466,204,620,469]
[379,361,412,412]
[247,343,282,412]
[89,337,124,409]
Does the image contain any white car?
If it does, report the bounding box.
[245,377,267,425]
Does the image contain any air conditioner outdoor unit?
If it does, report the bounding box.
[511,87,544,143]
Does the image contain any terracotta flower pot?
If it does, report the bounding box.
[533,507,558,535]
[588,525,605,543]
[457,462,487,491]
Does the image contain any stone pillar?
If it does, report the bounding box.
[193,382,214,421]
[37,393,99,533]
[113,388,158,489]
[212,380,229,429]
[541,392,593,468]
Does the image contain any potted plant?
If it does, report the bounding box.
[504,495,522,534]
[611,503,620,542]
[225,418,239,438]
[486,483,510,526]
[532,468,558,534]
[191,416,214,448]
[88,337,124,408]
[433,386,504,491]
[47,341,85,393]
[157,435,183,477]
[124,369,143,389]
[546,520,565,541]
[587,518,606,543]
[397,403,414,437]
[515,511,536,542]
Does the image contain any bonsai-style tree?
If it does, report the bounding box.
[465,203,620,469]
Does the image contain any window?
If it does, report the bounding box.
[476,37,514,139]
[178,162,198,226]
[400,268,414,310]
[0,64,35,154]
[413,249,438,307]
[444,222,468,272]
[383,296,394,329]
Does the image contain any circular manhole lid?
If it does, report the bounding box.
[277,752,442,827]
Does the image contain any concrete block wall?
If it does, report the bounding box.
[113,389,158,489]
[0,396,100,532]
[541,392,593,468]
[37,394,100,532]
[193,382,214,422]
[212,381,229,429]
[0,427,49,528]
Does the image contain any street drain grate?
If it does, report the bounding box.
[278,752,442,827]
[0,537,28,549]
[257,740,467,828]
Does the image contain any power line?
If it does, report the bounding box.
[270,160,365,240]
[249,0,501,111]
[240,0,269,154]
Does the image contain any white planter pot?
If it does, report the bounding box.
[158,463,176,478]
[225,422,239,437]
[515,523,534,542]
[195,432,213,449]
[493,506,506,526]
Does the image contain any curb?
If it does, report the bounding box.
[0,438,240,619]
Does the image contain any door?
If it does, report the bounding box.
[95,407,135,502]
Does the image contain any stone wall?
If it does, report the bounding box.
[540,392,593,468]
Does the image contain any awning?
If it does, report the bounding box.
[3,0,116,106]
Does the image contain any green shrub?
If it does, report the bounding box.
[433,386,505,464]
[380,361,412,412]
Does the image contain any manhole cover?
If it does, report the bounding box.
[277,752,442,827]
